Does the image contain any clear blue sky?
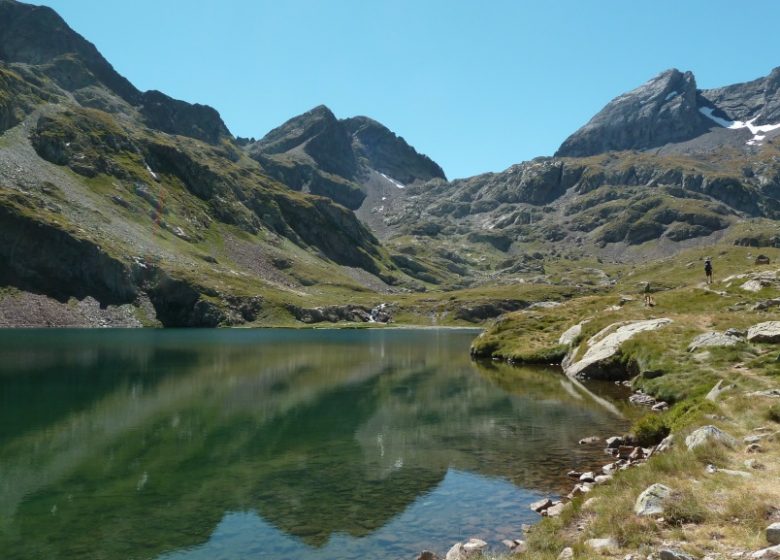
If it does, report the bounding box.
[40,0,780,179]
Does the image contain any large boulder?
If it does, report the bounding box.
[685,425,738,450]
[564,319,673,380]
[634,483,673,516]
[747,322,780,343]
[688,331,741,352]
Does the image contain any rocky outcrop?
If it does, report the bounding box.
[556,69,709,157]
[564,318,673,380]
[287,304,392,324]
[747,321,780,343]
[139,90,230,145]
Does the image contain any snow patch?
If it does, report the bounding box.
[665,91,678,101]
[144,162,160,181]
[380,173,405,189]
[699,106,780,146]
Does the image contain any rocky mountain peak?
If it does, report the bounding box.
[0,0,140,103]
[343,116,446,184]
[556,68,707,157]
[700,66,780,125]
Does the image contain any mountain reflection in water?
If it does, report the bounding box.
[0,329,630,560]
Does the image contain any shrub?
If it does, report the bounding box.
[632,413,670,447]
[767,403,780,423]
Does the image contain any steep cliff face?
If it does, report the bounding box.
[556,69,710,157]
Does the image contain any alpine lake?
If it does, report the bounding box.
[0,328,631,560]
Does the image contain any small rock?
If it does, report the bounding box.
[745,434,767,444]
[567,470,582,479]
[580,471,596,483]
[756,255,771,265]
[558,547,574,560]
[619,445,638,459]
[583,497,601,510]
[587,537,618,551]
[545,502,566,517]
[417,552,438,560]
[768,522,780,545]
[595,474,613,484]
[462,539,487,555]
[706,379,735,402]
[635,483,673,516]
[746,443,764,453]
[606,436,624,448]
[719,469,753,478]
[530,498,553,513]
[660,549,696,560]
[502,540,527,554]
[656,435,675,453]
[685,425,738,450]
[580,436,601,445]
[652,401,670,411]
[745,459,766,470]
[750,544,780,559]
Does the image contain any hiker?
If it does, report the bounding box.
[644,282,652,307]
[704,258,713,284]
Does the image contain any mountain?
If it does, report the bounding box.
[557,67,780,157]
[371,67,780,283]
[246,105,445,210]
[0,0,449,327]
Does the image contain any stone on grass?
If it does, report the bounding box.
[747,322,780,343]
[634,483,673,516]
[750,544,780,559]
[587,537,618,551]
[685,425,738,450]
[768,522,780,545]
[656,434,675,453]
[660,549,696,560]
[558,547,574,560]
[688,331,741,352]
[745,459,766,470]
[705,379,734,402]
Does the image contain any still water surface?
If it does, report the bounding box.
[0,329,629,560]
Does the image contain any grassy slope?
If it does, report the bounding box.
[472,240,780,559]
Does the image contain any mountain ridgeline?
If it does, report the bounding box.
[2,0,780,327]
